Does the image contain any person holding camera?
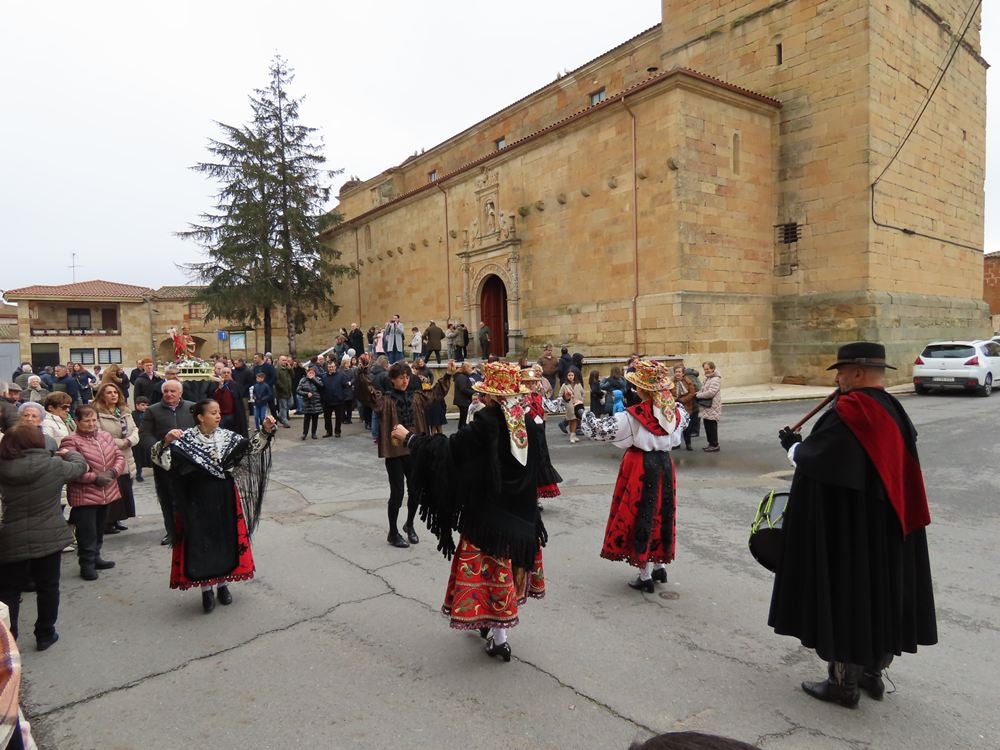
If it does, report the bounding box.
[383,315,405,364]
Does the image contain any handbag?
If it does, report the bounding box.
[695,396,713,408]
[748,490,788,572]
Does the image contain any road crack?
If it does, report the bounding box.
[33,590,390,718]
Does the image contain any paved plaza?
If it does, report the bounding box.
[17,391,999,749]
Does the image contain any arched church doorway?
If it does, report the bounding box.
[480,274,508,358]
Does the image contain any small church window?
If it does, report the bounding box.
[590,88,607,106]
[732,133,741,175]
[495,136,507,150]
[364,225,372,251]
[428,169,438,182]
[776,43,783,65]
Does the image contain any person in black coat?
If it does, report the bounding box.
[139,381,195,545]
[132,360,165,405]
[771,342,936,708]
[452,363,475,428]
[319,361,350,438]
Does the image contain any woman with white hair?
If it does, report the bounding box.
[17,401,59,452]
[22,376,50,404]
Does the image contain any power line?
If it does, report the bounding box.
[872,0,981,188]
[870,0,984,252]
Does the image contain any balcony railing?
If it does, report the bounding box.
[29,328,122,337]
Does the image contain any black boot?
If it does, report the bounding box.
[217,585,233,606]
[202,589,216,613]
[402,523,419,545]
[859,670,885,700]
[651,567,668,583]
[802,662,861,708]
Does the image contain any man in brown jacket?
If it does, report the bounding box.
[357,359,455,548]
[422,321,445,364]
[536,344,559,391]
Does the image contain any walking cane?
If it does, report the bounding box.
[786,389,839,433]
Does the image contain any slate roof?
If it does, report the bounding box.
[153,285,206,300]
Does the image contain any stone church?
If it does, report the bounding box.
[322,0,988,384]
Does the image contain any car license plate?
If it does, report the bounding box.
[931,377,953,382]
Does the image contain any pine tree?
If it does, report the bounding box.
[180,54,352,356]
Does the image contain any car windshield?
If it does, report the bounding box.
[921,344,976,358]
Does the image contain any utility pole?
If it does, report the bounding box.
[69,252,82,282]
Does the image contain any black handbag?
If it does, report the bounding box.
[748,490,788,573]
[695,396,713,408]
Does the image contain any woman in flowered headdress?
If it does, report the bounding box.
[581,359,689,593]
[391,361,546,663]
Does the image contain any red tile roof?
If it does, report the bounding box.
[4,280,155,301]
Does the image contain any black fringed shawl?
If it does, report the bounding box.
[165,427,273,538]
[408,404,547,570]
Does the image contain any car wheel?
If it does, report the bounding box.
[978,373,992,397]
[914,384,929,395]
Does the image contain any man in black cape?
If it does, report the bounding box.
[771,341,937,708]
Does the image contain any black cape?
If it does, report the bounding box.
[408,404,546,570]
[768,389,937,666]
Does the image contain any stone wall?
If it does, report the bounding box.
[326,0,989,385]
[773,290,990,383]
[328,72,779,380]
[658,0,990,382]
[984,253,1000,331]
[336,28,665,221]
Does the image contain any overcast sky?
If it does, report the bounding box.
[1,1,996,293]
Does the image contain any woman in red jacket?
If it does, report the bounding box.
[61,405,126,581]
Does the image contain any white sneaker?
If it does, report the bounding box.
[570,435,577,443]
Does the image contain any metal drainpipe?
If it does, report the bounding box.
[354,228,362,323]
[436,182,452,322]
[621,94,640,354]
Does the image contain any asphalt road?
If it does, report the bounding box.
[17,391,1000,749]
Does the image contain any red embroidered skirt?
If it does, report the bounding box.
[441,537,545,630]
[170,487,255,590]
[600,447,676,567]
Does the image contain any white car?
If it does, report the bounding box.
[912,340,1000,396]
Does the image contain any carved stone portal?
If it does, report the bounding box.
[457,237,523,358]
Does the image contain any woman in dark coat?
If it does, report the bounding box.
[296,366,323,439]
[452,362,474,429]
[152,400,276,613]
[0,425,87,649]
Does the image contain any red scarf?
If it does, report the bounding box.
[626,402,668,436]
[835,390,931,537]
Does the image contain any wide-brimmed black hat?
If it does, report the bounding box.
[826,341,896,370]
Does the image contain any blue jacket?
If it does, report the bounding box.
[252,382,274,404]
[49,374,81,405]
[320,370,350,404]
[253,362,277,387]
